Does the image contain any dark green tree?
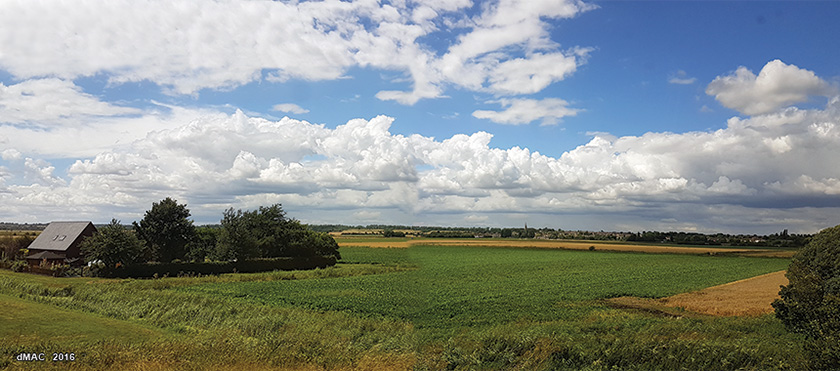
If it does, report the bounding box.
[383,229,405,237]
[133,197,196,263]
[1,234,33,261]
[187,226,220,262]
[80,219,146,268]
[215,207,261,260]
[773,224,840,369]
[215,204,340,260]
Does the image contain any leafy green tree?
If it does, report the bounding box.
[133,197,196,263]
[187,226,220,262]
[1,234,33,261]
[383,229,405,238]
[80,219,146,268]
[215,204,340,260]
[773,224,840,369]
[215,207,267,260]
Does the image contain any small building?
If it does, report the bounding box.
[25,221,97,267]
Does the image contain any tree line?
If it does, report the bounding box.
[81,198,340,269]
[318,224,810,248]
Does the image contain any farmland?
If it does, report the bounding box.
[2,242,806,370]
[184,245,790,330]
[333,236,798,257]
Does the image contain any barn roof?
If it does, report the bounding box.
[27,221,96,252]
[25,250,66,260]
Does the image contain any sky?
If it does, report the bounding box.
[2,0,840,234]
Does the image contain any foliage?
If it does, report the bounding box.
[0,234,34,261]
[312,224,811,247]
[10,260,27,272]
[80,219,146,269]
[215,204,340,260]
[773,224,840,369]
[427,230,473,238]
[186,226,220,262]
[133,197,196,263]
[382,229,405,237]
[102,256,336,278]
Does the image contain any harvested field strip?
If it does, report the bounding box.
[336,238,793,257]
[608,270,788,317]
[661,270,788,316]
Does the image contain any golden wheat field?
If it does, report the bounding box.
[335,237,794,257]
[609,270,788,317]
[659,270,789,316]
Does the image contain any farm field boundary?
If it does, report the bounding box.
[608,270,788,317]
[336,237,795,257]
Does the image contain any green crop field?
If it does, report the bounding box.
[1,245,806,370]
[184,246,790,330]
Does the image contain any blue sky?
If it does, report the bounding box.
[1,0,840,234]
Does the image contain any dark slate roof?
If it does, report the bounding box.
[27,221,96,252]
[25,250,66,260]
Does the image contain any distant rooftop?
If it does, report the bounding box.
[27,221,96,252]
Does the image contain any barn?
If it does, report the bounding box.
[25,221,97,267]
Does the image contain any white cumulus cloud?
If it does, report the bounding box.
[706,59,834,116]
[1,95,838,233]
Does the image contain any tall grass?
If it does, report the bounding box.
[0,266,417,370]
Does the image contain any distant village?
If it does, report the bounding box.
[311,224,808,248]
[1,221,809,249]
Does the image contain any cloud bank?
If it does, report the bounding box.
[0,0,592,112]
[3,88,839,232]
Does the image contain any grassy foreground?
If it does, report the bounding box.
[2,245,806,370]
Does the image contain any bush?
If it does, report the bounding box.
[100,256,337,278]
[773,224,840,369]
[11,260,28,272]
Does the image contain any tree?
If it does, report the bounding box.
[383,229,405,238]
[80,219,146,268]
[133,197,196,263]
[215,204,340,260]
[187,226,220,262]
[215,207,261,260]
[773,224,840,369]
[1,234,33,261]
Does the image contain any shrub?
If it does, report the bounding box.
[773,224,840,369]
[11,260,28,272]
[100,256,337,278]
